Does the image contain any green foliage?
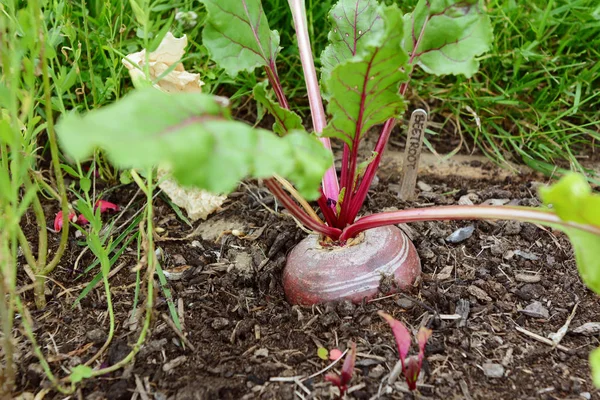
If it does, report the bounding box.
[403,0,493,77]
[592,347,600,387]
[323,4,408,148]
[69,365,93,384]
[56,88,331,199]
[317,347,329,360]
[200,0,281,77]
[539,173,600,294]
[253,81,303,135]
[320,0,383,92]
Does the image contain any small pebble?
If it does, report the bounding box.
[254,348,269,358]
[468,285,492,302]
[514,249,539,261]
[336,300,356,317]
[520,301,549,319]
[580,392,591,400]
[503,220,522,235]
[482,362,504,378]
[162,355,187,374]
[482,198,510,206]
[515,273,541,283]
[370,175,380,189]
[172,254,187,265]
[446,225,475,243]
[458,194,475,205]
[417,181,432,192]
[369,364,386,379]
[419,247,435,259]
[573,322,600,336]
[211,317,230,330]
[86,328,107,344]
[397,298,414,309]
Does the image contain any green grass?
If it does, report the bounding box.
[412,0,600,176]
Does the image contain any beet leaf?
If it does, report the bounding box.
[253,81,303,136]
[403,0,493,77]
[320,0,383,93]
[199,0,280,77]
[56,89,331,200]
[539,173,600,294]
[323,4,408,148]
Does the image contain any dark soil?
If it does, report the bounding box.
[13,160,600,400]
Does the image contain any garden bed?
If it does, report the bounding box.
[16,155,599,400]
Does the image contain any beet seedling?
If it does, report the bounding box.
[325,342,357,398]
[379,311,432,391]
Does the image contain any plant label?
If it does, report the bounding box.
[399,109,428,200]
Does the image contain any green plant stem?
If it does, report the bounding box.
[25,175,48,266]
[31,171,61,202]
[0,231,16,393]
[86,168,156,378]
[84,253,115,366]
[38,0,70,293]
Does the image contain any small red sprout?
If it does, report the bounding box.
[95,200,119,213]
[378,311,432,391]
[325,342,356,398]
[54,210,77,232]
[76,214,89,225]
[329,348,343,361]
[53,200,119,232]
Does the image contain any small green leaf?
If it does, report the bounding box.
[120,170,133,184]
[403,0,493,77]
[253,81,303,136]
[323,4,408,148]
[336,187,346,215]
[200,0,280,77]
[355,151,378,185]
[320,0,383,92]
[56,88,330,200]
[70,364,93,384]
[539,173,600,294]
[592,347,600,388]
[80,177,91,193]
[317,347,329,360]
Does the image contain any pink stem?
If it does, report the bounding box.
[346,118,395,223]
[265,179,342,239]
[317,191,338,227]
[345,15,429,225]
[264,64,289,110]
[339,205,600,241]
[287,0,339,205]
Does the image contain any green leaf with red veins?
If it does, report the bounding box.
[253,81,303,136]
[378,311,411,363]
[323,4,408,148]
[199,0,280,77]
[539,173,600,294]
[56,88,331,200]
[403,0,493,78]
[320,0,383,95]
